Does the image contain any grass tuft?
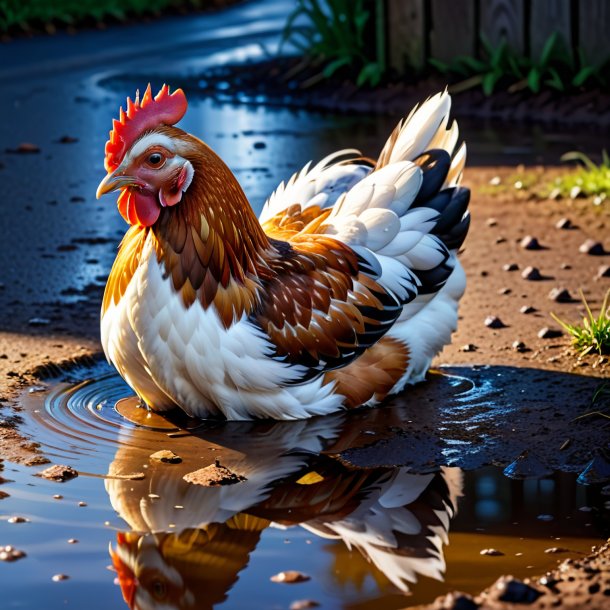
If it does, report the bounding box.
[551,289,610,356]
[548,150,610,203]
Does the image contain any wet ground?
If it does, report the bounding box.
[0,0,609,608]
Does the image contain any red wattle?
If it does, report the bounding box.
[117,189,160,227]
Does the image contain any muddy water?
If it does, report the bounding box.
[1,364,608,609]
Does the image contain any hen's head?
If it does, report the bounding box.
[96,84,196,227]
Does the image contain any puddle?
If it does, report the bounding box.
[1,364,608,609]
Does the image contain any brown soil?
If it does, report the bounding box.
[412,539,610,609]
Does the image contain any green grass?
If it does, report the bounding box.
[551,289,610,357]
[431,32,608,96]
[281,0,386,87]
[548,151,610,202]
[0,0,215,32]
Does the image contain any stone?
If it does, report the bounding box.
[538,327,563,339]
[52,574,69,582]
[493,576,542,603]
[512,341,526,352]
[270,571,310,584]
[520,305,536,314]
[37,465,78,482]
[521,266,542,281]
[290,601,320,610]
[596,265,610,279]
[485,316,506,329]
[183,460,246,487]
[503,263,519,271]
[459,344,478,352]
[150,450,182,464]
[480,548,504,556]
[548,287,573,302]
[520,235,542,250]
[556,217,573,229]
[579,239,606,255]
[0,545,26,562]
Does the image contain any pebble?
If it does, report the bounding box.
[52,494,63,500]
[10,142,40,154]
[270,571,310,584]
[548,287,573,302]
[150,450,182,464]
[480,548,504,556]
[494,576,542,603]
[253,141,267,149]
[498,287,511,295]
[520,305,536,314]
[460,344,478,352]
[485,316,506,329]
[0,545,26,562]
[555,217,573,229]
[537,514,554,521]
[520,235,542,250]
[489,176,501,186]
[38,465,78,482]
[503,263,519,271]
[495,237,506,244]
[521,266,542,281]
[28,317,50,326]
[538,327,562,339]
[52,574,69,582]
[7,516,28,524]
[486,217,498,227]
[290,601,320,610]
[512,341,526,352]
[67,539,78,544]
[596,265,610,279]
[579,239,605,255]
[560,262,572,270]
[544,547,570,554]
[58,135,78,144]
[78,501,87,507]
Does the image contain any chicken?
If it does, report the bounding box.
[96,84,469,420]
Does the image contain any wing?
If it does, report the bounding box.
[251,209,402,384]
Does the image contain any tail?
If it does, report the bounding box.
[323,91,469,389]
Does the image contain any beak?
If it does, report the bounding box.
[96,170,139,199]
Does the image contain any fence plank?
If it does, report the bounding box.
[429,0,476,62]
[579,0,610,63]
[530,0,571,59]
[386,0,426,72]
[480,0,525,54]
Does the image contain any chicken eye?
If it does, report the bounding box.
[147,152,165,168]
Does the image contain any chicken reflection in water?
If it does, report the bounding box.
[106,411,462,609]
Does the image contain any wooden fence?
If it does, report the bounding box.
[386,0,610,72]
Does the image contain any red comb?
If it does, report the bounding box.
[104,84,188,172]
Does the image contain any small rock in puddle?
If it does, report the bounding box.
[544,547,570,554]
[6,142,40,154]
[52,574,69,582]
[150,450,182,464]
[0,545,26,562]
[290,600,320,610]
[504,450,553,479]
[537,514,554,521]
[7,516,28,524]
[270,571,310,584]
[183,459,246,487]
[480,548,504,556]
[28,317,51,327]
[577,449,610,485]
[37,464,78,482]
